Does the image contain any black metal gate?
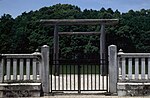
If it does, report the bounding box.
[50,58,108,93]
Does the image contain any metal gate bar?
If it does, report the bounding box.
[50,59,108,93]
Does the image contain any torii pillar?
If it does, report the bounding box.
[54,25,59,75]
[100,24,107,75]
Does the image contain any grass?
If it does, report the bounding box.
[50,64,102,74]
[2,58,105,75]
[3,63,102,76]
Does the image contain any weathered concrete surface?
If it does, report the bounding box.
[118,82,150,97]
[108,45,117,93]
[0,83,42,97]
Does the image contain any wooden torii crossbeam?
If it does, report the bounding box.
[40,19,119,76]
[40,19,118,25]
[58,32,101,35]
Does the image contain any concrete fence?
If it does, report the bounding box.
[118,50,150,81]
[2,44,150,96]
[108,45,150,96]
[0,45,50,95]
[0,54,41,81]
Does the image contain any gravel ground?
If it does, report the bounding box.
[28,95,150,98]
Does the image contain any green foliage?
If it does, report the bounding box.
[1,4,150,58]
[0,14,15,53]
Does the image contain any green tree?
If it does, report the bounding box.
[0,14,15,53]
[1,4,150,57]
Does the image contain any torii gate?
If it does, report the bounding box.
[40,19,119,75]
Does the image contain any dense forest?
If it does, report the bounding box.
[0,4,150,59]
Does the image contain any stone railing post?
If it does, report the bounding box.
[118,49,124,76]
[41,45,49,94]
[108,45,117,94]
[32,49,41,76]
